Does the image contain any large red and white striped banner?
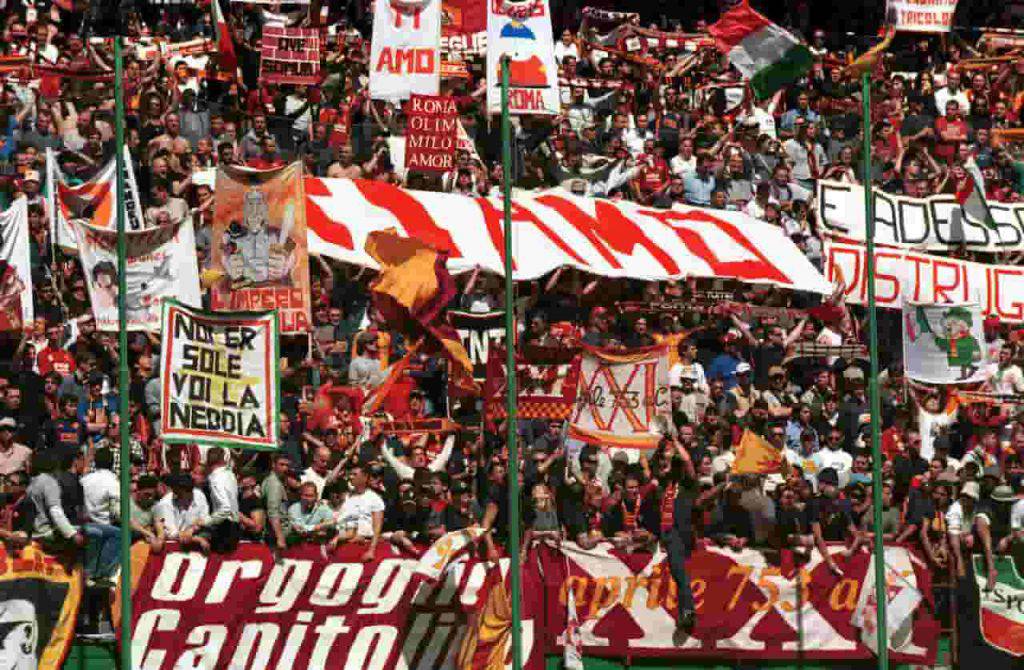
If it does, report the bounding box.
[305,179,832,290]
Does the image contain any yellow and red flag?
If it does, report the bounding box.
[732,429,785,474]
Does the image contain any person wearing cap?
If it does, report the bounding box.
[707,331,745,390]
[807,467,855,576]
[723,362,759,419]
[947,480,997,589]
[0,418,29,477]
[152,473,211,553]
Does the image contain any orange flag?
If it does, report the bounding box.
[457,568,512,670]
[732,429,785,474]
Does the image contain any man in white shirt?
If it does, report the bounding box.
[335,464,385,561]
[80,448,121,583]
[812,427,853,490]
[201,447,240,552]
[303,446,343,498]
[153,474,211,552]
[990,345,1024,396]
[933,70,969,119]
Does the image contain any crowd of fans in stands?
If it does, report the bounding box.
[0,2,1020,638]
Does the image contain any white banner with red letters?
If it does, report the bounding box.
[886,0,958,32]
[306,179,832,291]
[369,0,441,101]
[825,239,1024,322]
[486,0,559,114]
[569,344,671,450]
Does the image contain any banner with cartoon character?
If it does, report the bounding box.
[903,300,988,384]
[74,218,202,332]
[0,545,82,670]
[369,0,442,101]
[486,0,559,114]
[0,200,32,332]
[208,163,311,333]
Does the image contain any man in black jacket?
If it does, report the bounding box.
[662,437,698,636]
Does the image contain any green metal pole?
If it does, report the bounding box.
[862,71,888,670]
[114,35,133,670]
[501,55,522,670]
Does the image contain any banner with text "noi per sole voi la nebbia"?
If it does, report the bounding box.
[159,300,280,450]
[370,0,442,101]
[486,0,559,114]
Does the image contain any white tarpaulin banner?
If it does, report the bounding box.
[160,300,279,450]
[568,344,671,450]
[903,301,988,384]
[0,199,32,331]
[826,239,1024,322]
[886,0,957,32]
[46,147,146,250]
[369,0,441,101]
[486,0,559,114]
[816,180,1024,252]
[306,179,832,291]
[75,218,202,332]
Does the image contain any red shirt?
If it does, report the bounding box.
[934,116,968,163]
[37,347,75,377]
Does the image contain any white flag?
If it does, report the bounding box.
[414,527,484,580]
[0,199,33,331]
[852,548,922,655]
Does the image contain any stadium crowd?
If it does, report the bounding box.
[0,0,1020,638]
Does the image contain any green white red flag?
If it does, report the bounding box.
[708,1,812,99]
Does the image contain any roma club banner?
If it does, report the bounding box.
[816,180,1024,252]
[369,0,441,101]
[0,544,82,670]
[128,542,545,670]
[540,542,937,664]
[159,300,280,449]
[486,0,559,114]
[259,26,322,85]
[971,555,1024,658]
[485,344,581,420]
[306,179,832,292]
[75,219,202,332]
[209,163,312,333]
[0,199,33,331]
[825,239,1024,322]
[405,94,458,173]
[886,0,957,32]
[46,147,146,250]
[903,301,988,384]
[442,0,487,54]
[449,309,506,381]
[569,344,671,450]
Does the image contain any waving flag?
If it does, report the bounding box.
[212,0,237,74]
[708,1,812,99]
[732,429,784,474]
[957,158,996,230]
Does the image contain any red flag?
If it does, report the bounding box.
[213,0,237,74]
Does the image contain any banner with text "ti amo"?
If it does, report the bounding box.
[305,179,832,292]
[486,0,559,114]
[569,344,671,450]
[127,542,544,670]
[370,0,441,101]
[825,239,1024,322]
[209,163,312,333]
[816,179,1024,252]
[159,300,280,450]
[405,95,459,173]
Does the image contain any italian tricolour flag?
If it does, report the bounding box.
[957,157,997,229]
[708,2,813,100]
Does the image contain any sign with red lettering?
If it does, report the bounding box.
[442,0,486,54]
[569,344,671,450]
[370,0,442,100]
[485,344,581,419]
[886,0,957,32]
[160,300,279,449]
[302,178,831,292]
[405,94,458,173]
[209,163,312,333]
[825,239,1024,322]
[259,26,322,85]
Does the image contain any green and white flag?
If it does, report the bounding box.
[708,1,813,100]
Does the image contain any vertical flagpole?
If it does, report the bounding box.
[501,55,523,670]
[114,35,133,670]
[862,71,888,670]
